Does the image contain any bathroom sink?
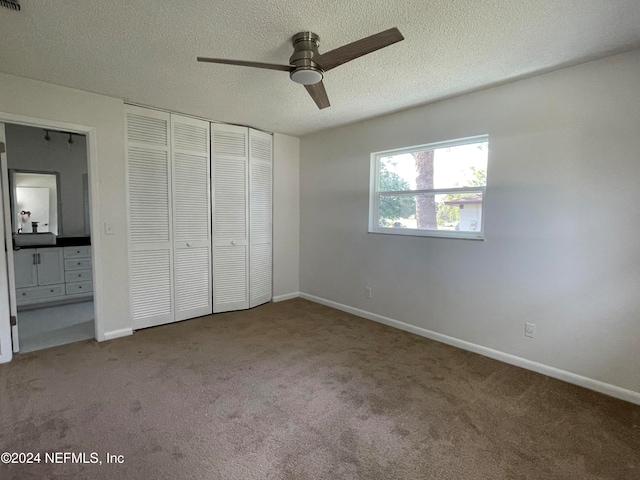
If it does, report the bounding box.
[13,233,57,247]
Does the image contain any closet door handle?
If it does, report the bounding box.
[231,240,236,246]
[186,242,192,247]
[37,253,41,264]
[33,253,37,265]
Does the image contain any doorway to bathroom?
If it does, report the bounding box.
[0,122,95,353]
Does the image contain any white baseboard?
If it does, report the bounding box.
[272,292,300,302]
[299,292,640,406]
[102,328,133,342]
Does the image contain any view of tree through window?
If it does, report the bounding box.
[371,137,488,238]
[378,160,416,221]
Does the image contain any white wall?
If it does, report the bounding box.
[299,49,640,398]
[0,72,129,340]
[6,125,88,236]
[273,134,300,299]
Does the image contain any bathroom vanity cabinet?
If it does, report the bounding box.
[14,244,92,307]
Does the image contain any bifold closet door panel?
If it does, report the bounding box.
[249,129,273,308]
[211,123,249,313]
[125,106,175,329]
[171,114,212,321]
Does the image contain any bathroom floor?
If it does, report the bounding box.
[17,300,95,353]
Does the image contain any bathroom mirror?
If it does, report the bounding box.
[10,170,62,235]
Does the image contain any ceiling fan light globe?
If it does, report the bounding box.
[290,68,323,85]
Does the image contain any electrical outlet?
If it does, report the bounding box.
[365,287,372,299]
[524,322,536,338]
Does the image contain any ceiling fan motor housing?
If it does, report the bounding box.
[289,32,324,85]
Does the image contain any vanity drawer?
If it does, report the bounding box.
[64,269,92,283]
[16,284,65,304]
[64,246,91,258]
[65,258,92,270]
[66,281,93,295]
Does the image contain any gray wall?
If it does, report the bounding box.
[6,124,88,236]
[299,49,640,395]
[273,134,300,298]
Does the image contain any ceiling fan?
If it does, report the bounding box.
[197,28,404,110]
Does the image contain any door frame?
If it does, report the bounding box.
[0,134,13,360]
[0,113,104,352]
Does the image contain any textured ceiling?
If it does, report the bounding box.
[1,1,640,136]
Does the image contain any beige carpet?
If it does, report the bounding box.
[0,298,638,479]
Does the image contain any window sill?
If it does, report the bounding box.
[368,228,485,240]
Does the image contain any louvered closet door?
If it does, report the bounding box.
[171,115,212,321]
[126,106,174,329]
[211,123,249,313]
[249,129,273,308]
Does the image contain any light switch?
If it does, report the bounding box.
[104,222,114,235]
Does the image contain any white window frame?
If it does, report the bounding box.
[369,135,488,240]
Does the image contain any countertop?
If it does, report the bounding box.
[13,236,91,250]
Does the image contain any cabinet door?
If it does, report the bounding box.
[13,249,38,288]
[36,248,65,285]
[211,123,249,313]
[126,106,174,329]
[171,114,212,321]
[249,129,273,308]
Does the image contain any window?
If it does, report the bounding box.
[369,135,488,239]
